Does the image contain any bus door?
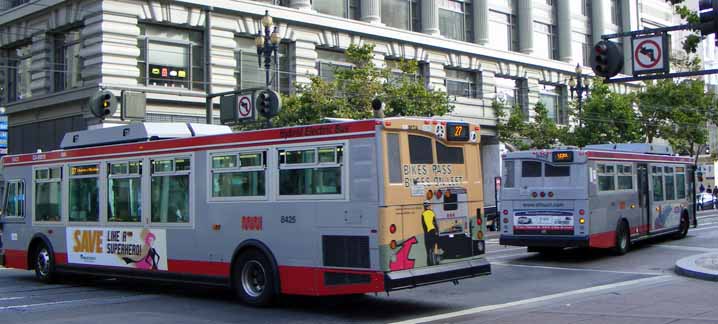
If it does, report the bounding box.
[637,163,650,235]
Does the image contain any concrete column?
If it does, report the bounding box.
[421,0,440,35]
[557,0,573,62]
[591,0,607,45]
[82,9,141,86]
[621,0,638,75]
[29,34,50,96]
[289,0,312,10]
[293,40,318,85]
[361,0,381,24]
[517,0,533,54]
[473,0,489,45]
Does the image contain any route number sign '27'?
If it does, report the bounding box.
[631,34,669,75]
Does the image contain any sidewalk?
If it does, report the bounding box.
[675,252,718,281]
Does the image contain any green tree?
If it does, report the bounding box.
[272,43,452,127]
[564,79,643,147]
[494,100,562,150]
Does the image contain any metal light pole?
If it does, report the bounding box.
[569,63,591,127]
[255,10,280,89]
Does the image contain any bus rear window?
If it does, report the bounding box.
[521,161,542,177]
[503,161,514,188]
[545,164,570,177]
[409,135,434,164]
[436,142,464,164]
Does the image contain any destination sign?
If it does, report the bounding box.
[446,122,470,141]
[552,151,574,163]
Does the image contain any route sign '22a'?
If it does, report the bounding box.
[631,34,669,75]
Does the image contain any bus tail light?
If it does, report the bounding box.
[579,218,585,224]
[503,218,509,224]
[390,240,397,249]
[389,224,397,234]
[426,190,434,200]
[436,190,443,199]
[477,231,484,240]
[548,192,554,198]
[477,217,482,225]
[532,192,538,198]
[579,209,585,216]
[502,209,509,215]
[444,190,452,198]
[540,192,546,197]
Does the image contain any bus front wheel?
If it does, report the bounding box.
[613,221,630,255]
[673,214,689,240]
[233,249,277,306]
[33,242,56,283]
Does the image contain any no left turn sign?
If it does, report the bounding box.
[238,95,253,119]
[631,34,668,75]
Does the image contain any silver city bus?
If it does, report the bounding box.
[499,144,696,255]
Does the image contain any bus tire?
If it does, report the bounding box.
[233,249,277,307]
[673,213,689,240]
[32,242,56,283]
[613,221,630,255]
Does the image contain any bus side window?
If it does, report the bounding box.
[211,152,266,198]
[386,133,402,184]
[408,135,434,164]
[617,165,633,190]
[676,167,686,199]
[69,164,100,222]
[279,146,343,196]
[34,166,62,222]
[3,180,25,218]
[108,161,143,223]
[503,161,514,188]
[598,164,615,191]
[150,157,191,224]
[664,166,675,200]
[652,166,664,202]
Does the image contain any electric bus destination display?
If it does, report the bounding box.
[552,151,574,162]
[446,122,470,141]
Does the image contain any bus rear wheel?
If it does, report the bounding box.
[33,242,56,283]
[613,221,630,255]
[233,250,277,306]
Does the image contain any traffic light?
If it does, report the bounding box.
[699,0,718,37]
[255,89,281,119]
[88,90,118,119]
[591,40,623,79]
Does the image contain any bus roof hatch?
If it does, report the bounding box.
[584,143,673,155]
[60,123,232,149]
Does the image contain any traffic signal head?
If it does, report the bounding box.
[591,40,623,79]
[255,89,281,119]
[699,0,718,36]
[88,90,118,119]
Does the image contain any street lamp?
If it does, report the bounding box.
[255,10,281,89]
[569,63,591,126]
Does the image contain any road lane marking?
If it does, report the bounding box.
[490,262,662,276]
[690,225,718,232]
[485,247,526,255]
[0,297,24,301]
[390,275,672,324]
[656,245,718,252]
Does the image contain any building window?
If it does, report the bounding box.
[382,0,421,32]
[582,34,592,66]
[445,68,478,98]
[610,0,621,26]
[5,44,32,103]
[108,161,142,223]
[534,22,557,60]
[312,0,360,20]
[151,157,191,223]
[68,164,100,222]
[495,76,520,108]
[539,84,563,123]
[235,37,291,94]
[317,49,352,82]
[439,0,473,42]
[138,24,205,91]
[34,166,62,222]
[52,30,82,92]
[488,10,517,52]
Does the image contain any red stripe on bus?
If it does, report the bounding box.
[3,250,28,269]
[2,121,378,166]
[588,231,616,248]
[278,266,385,296]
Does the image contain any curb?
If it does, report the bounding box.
[675,253,718,281]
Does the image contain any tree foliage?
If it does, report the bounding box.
[667,0,703,53]
[494,101,562,150]
[272,43,452,127]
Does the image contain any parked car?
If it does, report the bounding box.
[696,192,717,210]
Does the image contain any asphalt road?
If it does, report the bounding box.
[1,211,717,324]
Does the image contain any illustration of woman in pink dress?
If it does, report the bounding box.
[122,232,160,270]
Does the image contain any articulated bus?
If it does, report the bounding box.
[0,118,490,305]
[499,144,696,255]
